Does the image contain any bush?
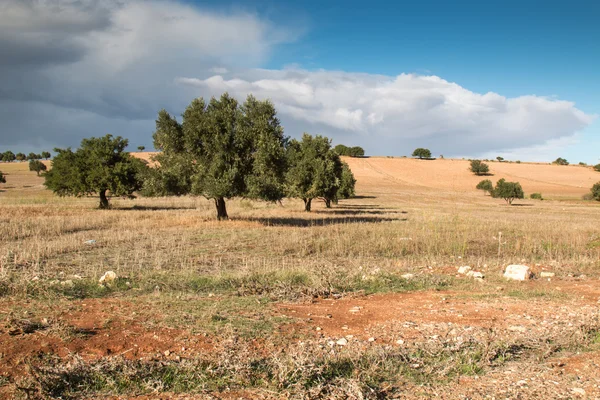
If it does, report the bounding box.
[0,171,5,184]
[412,148,432,159]
[334,144,365,157]
[470,160,490,176]
[530,193,543,200]
[492,178,524,205]
[594,164,600,172]
[476,179,493,195]
[582,193,594,201]
[591,182,600,201]
[553,157,569,166]
[29,159,47,176]
[579,162,587,166]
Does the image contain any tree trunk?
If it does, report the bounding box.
[303,198,312,212]
[99,189,109,209]
[215,197,228,220]
[324,198,331,208]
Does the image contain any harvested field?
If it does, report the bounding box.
[1,158,600,399]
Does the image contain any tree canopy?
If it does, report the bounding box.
[412,148,432,159]
[29,159,47,176]
[591,182,600,201]
[553,157,569,166]
[2,151,15,162]
[0,171,5,184]
[492,178,524,205]
[476,179,493,195]
[44,134,146,209]
[147,93,288,220]
[470,160,490,176]
[41,151,51,160]
[16,153,26,162]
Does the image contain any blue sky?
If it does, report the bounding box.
[1,0,598,162]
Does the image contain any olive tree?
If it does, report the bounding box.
[412,148,432,159]
[44,135,146,209]
[476,179,493,195]
[591,182,600,201]
[492,178,524,205]
[470,160,490,176]
[148,93,288,220]
[29,159,47,176]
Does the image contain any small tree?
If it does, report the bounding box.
[553,157,569,165]
[470,160,490,176]
[412,148,432,159]
[492,178,524,205]
[591,182,600,201]
[44,134,147,209]
[476,179,493,195]
[593,164,600,172]
[41,151,51,160]
[0,171,5,183]
[137,146,145,152]
[29,159,47,176]
[2,151,16,162]
[337,162,357,200]
[16,153,26,162]
[496,156,504,162]
[334,144,365,157]
[27,152,37,161]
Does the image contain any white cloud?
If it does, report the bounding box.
[177,70,596,155]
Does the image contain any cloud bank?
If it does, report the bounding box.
[0,0,594,159]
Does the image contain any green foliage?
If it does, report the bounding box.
[338,162,357,200]
[29,159,47,176]
[594,164,600,172]
[579,162,587,166]
[334,144,365,157]
[470,160,490,176]
[27,152,41,161]
[0,171,5,183]
[16,153,26,162]
[412,148,432,159]
[137,146,145,152]
[492,178,524,205]
[530,193,543,200]
[553,157,569,165]
[2,151,15,162]
[44,134,147,209]
[591,182,600,201]
[496,156,504,162]
[41,151,51,160]
[475,179,493,195]
[286,134,341,211]
[148,93,288,220]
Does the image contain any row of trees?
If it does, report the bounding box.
[44,94,356,219]
[1,151,51,162]
[333,144,365,157]
[476,178,524,204]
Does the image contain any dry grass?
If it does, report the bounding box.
[2,158,600,398]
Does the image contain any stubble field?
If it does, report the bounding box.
[1,157,600,399]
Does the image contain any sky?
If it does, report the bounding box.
[1,0,599,162]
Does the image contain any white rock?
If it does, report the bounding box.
[540,272,555,278]
[401,273,414,279]
[84,239,96,245]
[472,272,484,279]
[336,338,348,346]
[457,266,471,274]
[466,271,474,277]
[349,306,362,313]
[368,337,376,342]
[396,339,405,345]
[571,388,586,396]
[503,265,532,281]
[99,271,117,286]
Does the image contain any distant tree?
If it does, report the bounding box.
[476,179,493,195]
[591,182,600,201]
[492,178,524,205]
[0,171,5,183]
[2,151,16,162]
[496,156,504,162]
[334,144,365,157]
[27,152,37,161]
[594,164,600,172]
[470,160,490,176]
[337,162,357,200]
[579,162,587,166]
[41,151,51,160]
[553,157,569,166]
[16,153,26,162]
[137,146,145,152]
[147,93,288,220]
[44,134,147,209]
[530,193,543,200]
[412,148,432,159]
[29,159,47,176]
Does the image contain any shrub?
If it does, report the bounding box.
[492,178,524,205]
[470,160,490,176]
[29,159,47,176]
[476,179,493,195]
[496,156,504,162]
[594,164,600,172]
[0,171,5,184]
[591,182,600,202]
[579,162,587,166]
[530,193,543,200]
[553,157,569,166]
